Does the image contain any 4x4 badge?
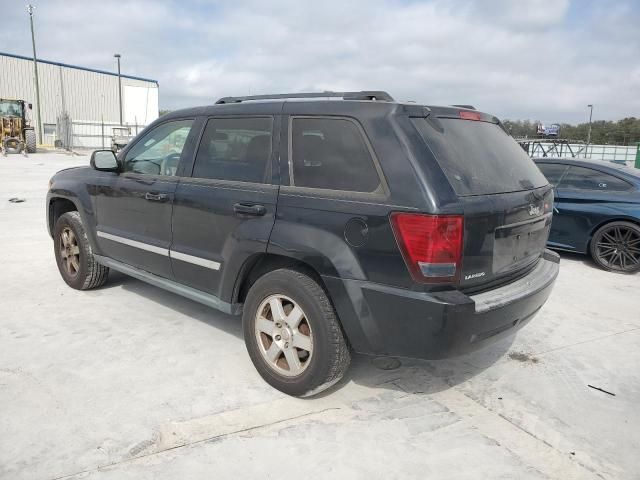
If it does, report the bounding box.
[528,204,542,216]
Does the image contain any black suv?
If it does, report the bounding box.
[47,91,559,396]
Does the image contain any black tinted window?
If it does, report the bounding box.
[192,117,272,183]
[537,163,568,186]
[412,118,548,196]
[559,166,632,192]
[291,118,381,193]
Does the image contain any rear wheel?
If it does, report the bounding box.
[24,129,37,153]
[54,211,109,289]
[242,268,350,397]
[590,221,640,273]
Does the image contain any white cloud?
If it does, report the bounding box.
[462,0,572,29]
[1,0,638,123]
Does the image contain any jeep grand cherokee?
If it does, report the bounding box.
[47,91,559,396]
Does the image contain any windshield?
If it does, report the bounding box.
[412,117,549,196]
[0,100,23,118]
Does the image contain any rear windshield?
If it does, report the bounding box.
[412,117,548,196]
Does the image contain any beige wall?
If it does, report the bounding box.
[0,53,158,142]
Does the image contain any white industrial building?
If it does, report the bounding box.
[0,51,159,148]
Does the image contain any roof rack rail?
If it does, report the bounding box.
[215,91,394,104]
[452,104,476,110]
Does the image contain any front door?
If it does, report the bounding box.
[170,115,279,301]
[95,119,196,278]
[549,165,634,252]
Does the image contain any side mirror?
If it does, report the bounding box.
[91,150,119,172]
[28,103,33,110]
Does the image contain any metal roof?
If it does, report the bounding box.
[0,51,158,85]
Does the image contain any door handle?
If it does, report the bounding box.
[233,203,266,216]
[145,192,169,202]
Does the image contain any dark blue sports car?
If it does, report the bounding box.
[534,158,640,273]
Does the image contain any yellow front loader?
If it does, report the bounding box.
[1,98,37,156]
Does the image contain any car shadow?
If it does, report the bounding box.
[102,271,516,398]
[554,250,601,270]
[321,337,514,398]
[103,271,243,338]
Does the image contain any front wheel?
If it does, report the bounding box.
[54,211,110,289]
[242,269,350,397]
[590,221,640,273]
[24,128,37,153]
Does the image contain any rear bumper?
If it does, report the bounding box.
[323,250,560,360]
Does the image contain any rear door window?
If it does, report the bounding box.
[412,117,548,196]
[290,117,382,193]
[192,117,273,183]
[536,163,569,186]
[558,166,632,192]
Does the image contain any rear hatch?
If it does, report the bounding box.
[411,110,553,291]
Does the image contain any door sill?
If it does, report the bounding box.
[546,242,578,253]
[94,254,242,316]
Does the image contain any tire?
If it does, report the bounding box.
[590,221,640,273]
[24,129,37,153]
[242,268,350,397]
[3,138,23,154]
[54,211,109,289]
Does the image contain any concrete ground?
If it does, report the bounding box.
[1,152,639,480]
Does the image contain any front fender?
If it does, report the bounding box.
[46,185,101,254]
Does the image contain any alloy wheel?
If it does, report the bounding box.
[595,225,640,272]
[59,227,81,277]
[254,294,313,377]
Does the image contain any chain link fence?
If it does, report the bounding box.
[55,113,73,150]
[52,114,147,150]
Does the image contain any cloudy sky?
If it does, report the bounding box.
[2,0,639,123]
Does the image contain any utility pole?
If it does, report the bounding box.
[114,54,123,125]
[585,104,593,158]
[100,94,105,148]
[27,4,43,144]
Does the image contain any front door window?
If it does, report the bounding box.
[123,120,193,176]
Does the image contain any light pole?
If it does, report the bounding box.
[27,4,43,144]
[585,104,593,158]
[114,54,123,125]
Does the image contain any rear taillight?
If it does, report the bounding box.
[390,213,464,283]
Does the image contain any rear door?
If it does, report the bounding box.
[411,114,552,290]
[169,115,280,300]
[536,162,570,248]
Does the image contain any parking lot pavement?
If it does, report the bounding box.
[1,152,639,480]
